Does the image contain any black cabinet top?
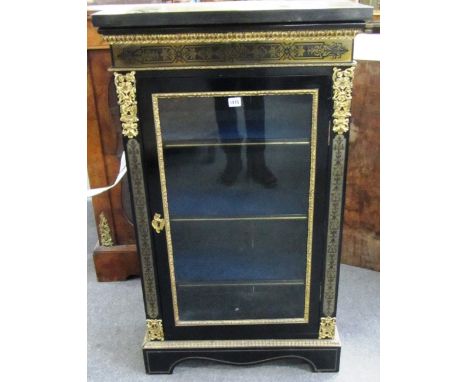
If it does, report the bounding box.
[92,0,373,29]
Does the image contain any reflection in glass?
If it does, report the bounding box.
[214,96,277,187]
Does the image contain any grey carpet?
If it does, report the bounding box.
[87,200,379,381]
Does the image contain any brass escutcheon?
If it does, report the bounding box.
[151,213,165,233]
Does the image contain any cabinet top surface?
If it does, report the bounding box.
[92,0,372,29]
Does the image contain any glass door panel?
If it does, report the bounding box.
[152,90,318,326]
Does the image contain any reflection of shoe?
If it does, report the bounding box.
[220,160,242,185]
[220,147,242,186]
[247,165,277,188]
[247,148,277,188]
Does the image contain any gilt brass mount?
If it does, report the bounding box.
[98,212,113,247]
[332,66,355,135]
[146,319,164,341]
[151,213,165,233]
[114,71,139,138]
[319,317,336,339]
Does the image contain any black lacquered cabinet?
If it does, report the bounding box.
[93,0,372,374]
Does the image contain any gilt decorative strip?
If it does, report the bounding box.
[104,30,360,45]
[143,334,341,350]
[114,72,139,138]
[323,135,347,316]
[332,67,355,135]
[127,139,158,318]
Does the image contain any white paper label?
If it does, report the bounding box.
[87,153,127,198]
[228,97,242,107]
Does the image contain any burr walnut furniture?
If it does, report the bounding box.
[88,10,139,281]
[92,0,372,373]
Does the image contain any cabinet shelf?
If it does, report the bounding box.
[178,279,305,287]
[164,139,310,149]
[170,215,307,222]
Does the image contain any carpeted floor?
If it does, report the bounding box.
[87,200,379,381]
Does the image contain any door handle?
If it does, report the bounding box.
[151,213,165,233]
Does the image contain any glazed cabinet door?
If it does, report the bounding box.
[134,69,332,340]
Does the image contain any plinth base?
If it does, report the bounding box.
[142,330,341,374]
[93,243,139,281]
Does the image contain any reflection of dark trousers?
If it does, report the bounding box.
[214,96,265,160]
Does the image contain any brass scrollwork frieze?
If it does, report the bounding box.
[114,71,139,138]
[108,30,359,69]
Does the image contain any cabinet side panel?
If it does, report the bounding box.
[323,135,347,317]
[322,66,355,319]
[126,139,159,319]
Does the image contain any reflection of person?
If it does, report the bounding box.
[214,96,277,188]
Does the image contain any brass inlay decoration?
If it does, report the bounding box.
[114,71,139,138]
[332,67,355,135]
[323,135,347,316]
[143,328,341,349]
[127,139,159,318]
[98,212,113,247]
[319,317,336,339]
[321,66,355,316]
[146,319,164,341]
[151,213,165,233]
[108,30,359,69]
[152,89,318,326]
